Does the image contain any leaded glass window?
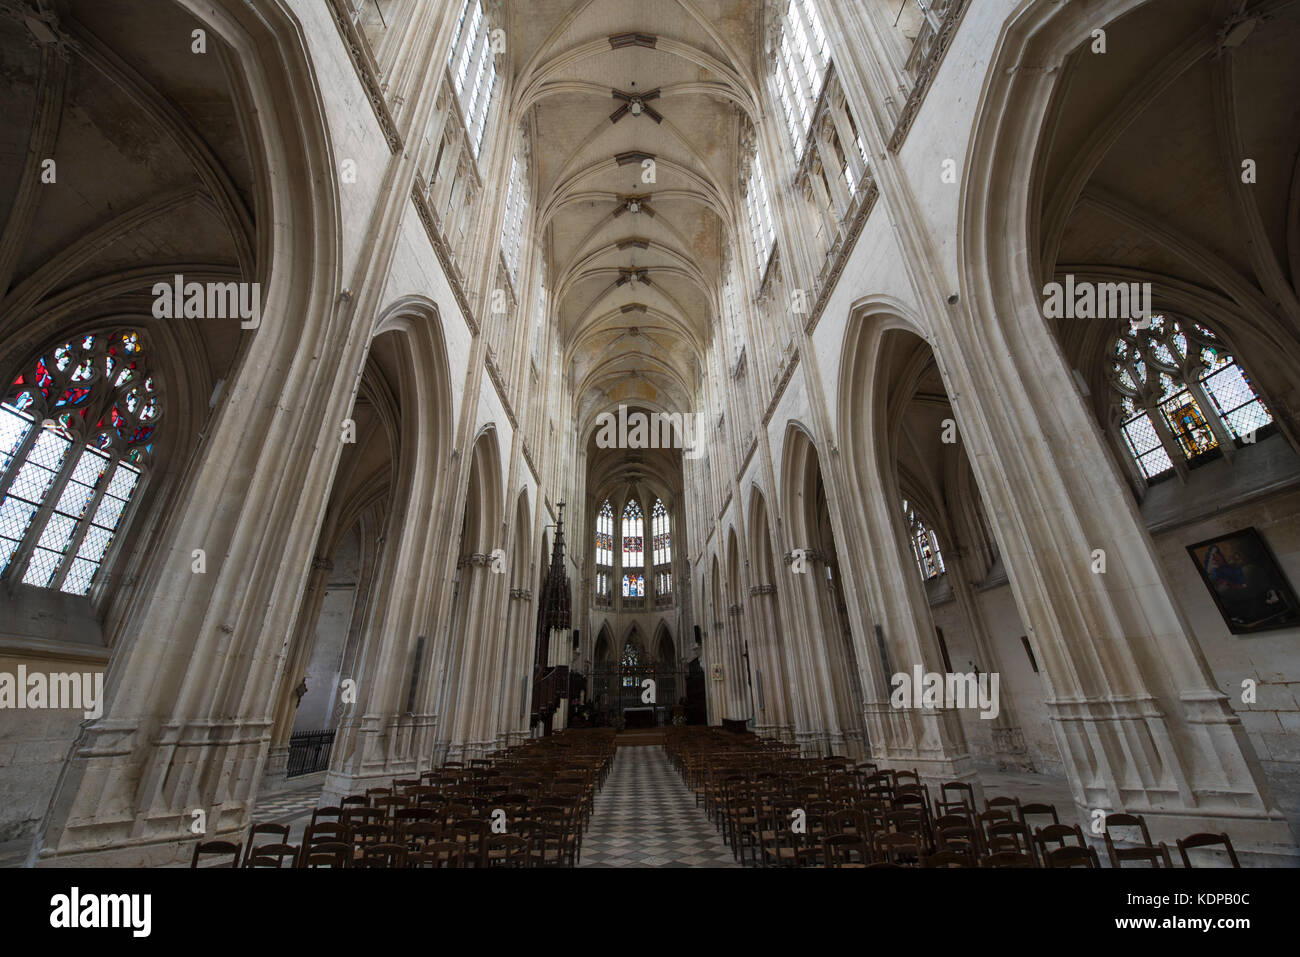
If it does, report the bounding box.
[448,0,498,157]
[652,498,672,598]
[902,498,945,581]
[622,498,643,569]
[595,499,613,597]
[1109,315,1271,480]
[1,330,159,595]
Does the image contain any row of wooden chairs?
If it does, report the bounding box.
[192,729,616,868]
[664,727,1244,868]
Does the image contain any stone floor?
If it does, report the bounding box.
[579,746,738,868]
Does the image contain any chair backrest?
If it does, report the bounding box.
[372,795,409,818]
[980,850,1035,868]
[342,806,384,829]
[1176,832,1240,868]
[191,840,242,868]
[985,795,1021,813]
[937,825,981,859]
[303,822,350,847]
[311,806,342,825]
[394,807,434,825]
[410,842,463,868]
[246,843,298,868]
[1044,845,1100,869]
[298,841,351,868]
[885,808,927,839]
[340,795,368,808]
[357,842,408,868]
[1106,837,1172,868]
[1104,812,1152,845]
[1018,802,1059,829]
[1034,823,1085,853]
[923,850,973,868]
[351,823,389,850]
[894,770,920,788]
[934,812,975,831]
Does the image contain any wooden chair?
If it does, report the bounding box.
[1034,823,1086,864]
[241,822,290,865]
[874,832,922,867]
[1103,813,1171,868]
[1177,833,1241,868]
[191,840,241,868]
[350,823,389,861]
[451,819,490,867]
[936,781,975,818]
[759,801,802,868]
[531,805,576,868]
[985,820,1035,858]
[355,842,408,868]
[484,834,530,867]
[822,833,871,868]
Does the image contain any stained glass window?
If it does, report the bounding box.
[0,331,159,595]
[651,498,672,597]
[902,498,945,581]
[621,641,639,686]
[622,499,643,569]
[1109,315,1272,480]
[651,499,671,564]
[621,573,644,598]
[594,499,613,597]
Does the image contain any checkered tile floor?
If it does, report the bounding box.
[579,746,739,868]
[249,790,321,826]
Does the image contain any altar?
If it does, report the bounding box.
[622,706,656,728]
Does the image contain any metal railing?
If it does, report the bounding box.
[286,729,336,778]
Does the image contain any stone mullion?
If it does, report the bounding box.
[1183,377,1236,464]
[827,96,866,192]
[813,125,850,224]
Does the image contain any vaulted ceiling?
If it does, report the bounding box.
[504,0,764,452]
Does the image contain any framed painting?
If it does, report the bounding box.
[1186,527,1300,634]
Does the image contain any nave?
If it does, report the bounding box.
[0,0,1297,883]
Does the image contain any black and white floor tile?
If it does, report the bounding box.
[579,746,739,868]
